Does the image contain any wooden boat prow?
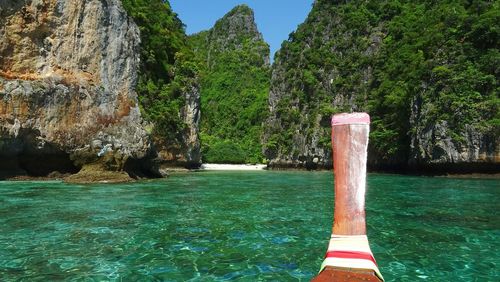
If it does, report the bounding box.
[312,113,383,282]
[312,266,381,282]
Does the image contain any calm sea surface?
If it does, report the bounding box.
[0,171,498,281]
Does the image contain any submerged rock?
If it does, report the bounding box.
[64,163,133,184]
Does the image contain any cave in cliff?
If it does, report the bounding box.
[0,129,79,179]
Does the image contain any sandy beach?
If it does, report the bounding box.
[199,164,267,171]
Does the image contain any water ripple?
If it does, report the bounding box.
[0,172,498,281]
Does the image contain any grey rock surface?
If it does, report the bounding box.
[409,98,499,167]
[0,0,154,177]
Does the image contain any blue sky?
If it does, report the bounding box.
[169,0,314,61]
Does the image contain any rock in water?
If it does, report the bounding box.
[0,0,156,180]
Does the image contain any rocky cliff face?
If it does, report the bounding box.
[0,0,156,178]
[155,81,201,169]
[180,84,201,166]
[408,96,499,173]
[263,0,499,172]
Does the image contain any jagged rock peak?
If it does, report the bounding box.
[207,4,269,65]
[214,4,259,36]
[226,4,253,16]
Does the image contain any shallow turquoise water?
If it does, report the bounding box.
[0,171,498,281]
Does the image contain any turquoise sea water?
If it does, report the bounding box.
[0,171,498,281]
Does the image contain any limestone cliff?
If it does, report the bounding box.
[263,0,381,169]
[189,5,270,164]
[263,0,499,173]
[0,0,155,179]
[408,96,499,173]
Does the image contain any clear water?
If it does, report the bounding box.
[0,171,498,281]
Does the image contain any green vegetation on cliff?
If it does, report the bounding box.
[190,5,270,164]
[121,0,497,168]
[264,0,498,166]
[369,0,499,162]
[121,0,198,150]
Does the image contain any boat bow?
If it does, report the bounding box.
[312,113,383,282]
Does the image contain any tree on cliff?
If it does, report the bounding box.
[121,0,201,166]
